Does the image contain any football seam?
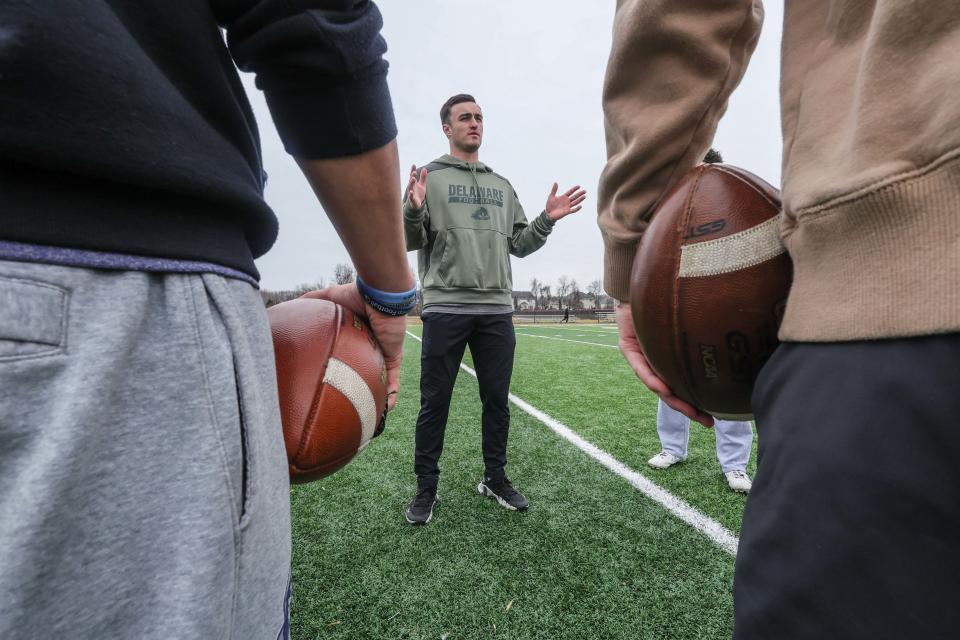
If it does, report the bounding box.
[289,451,356,482]
[712,165,781,211]
[292,451,354,473]
[674,167,705,411]
[295,303,342,465]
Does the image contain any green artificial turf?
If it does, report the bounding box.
[508,324,757,535]
[290,327,749,639]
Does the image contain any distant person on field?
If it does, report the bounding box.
[560,307,570,323]
[599,1,960,637]
[0,2,413,638]
[402,93,586,524]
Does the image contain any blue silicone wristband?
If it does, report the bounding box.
[356,277,417,316]
[356,277,417,303]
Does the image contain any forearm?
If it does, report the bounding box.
[297,140,413,292]
[510,211,555,257]
[597,0,763,300]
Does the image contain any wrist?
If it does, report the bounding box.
[356,277,418,317]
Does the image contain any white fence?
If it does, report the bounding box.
[512,310,617,324]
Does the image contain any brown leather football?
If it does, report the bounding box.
[267,297,388,483]
[630,163,792,419]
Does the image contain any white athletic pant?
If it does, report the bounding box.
[656,399,753,473]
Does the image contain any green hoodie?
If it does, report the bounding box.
[403,154,555,306]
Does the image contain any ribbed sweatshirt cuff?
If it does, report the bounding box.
[403,198,425,220]
[781,151,960,341]
[264,72,397,159]
[603,236,638,302]
[533,211,556,233]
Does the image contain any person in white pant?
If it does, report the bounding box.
[648,399,754,493]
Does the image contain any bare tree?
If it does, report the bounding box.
[260,279,326,307]
[569,278,582,310]
[529,278,541,310]
[541,284,552,309]
[294,278,325,295]
[587,279,603,310]
[333,263,355,285]
[556,276,570,310]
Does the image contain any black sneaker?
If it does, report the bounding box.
[405,483,438,525]
[477,476,529,511]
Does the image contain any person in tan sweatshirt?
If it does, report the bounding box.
[599,1,960,637]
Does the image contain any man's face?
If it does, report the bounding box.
[444,102,483,153]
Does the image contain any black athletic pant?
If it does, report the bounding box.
[414,312,515,484]
[735,334,960,639]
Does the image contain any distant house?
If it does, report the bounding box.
[512,291,536,311]
[509,290,616,311]
[579,294,617,310]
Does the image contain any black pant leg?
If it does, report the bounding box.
[734,335,960,639]
[414,313,472,483]
[467,313,516,479]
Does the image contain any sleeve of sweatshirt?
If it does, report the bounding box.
[596,0,763,301]
[215,0,397,159]
[509,194,556,258]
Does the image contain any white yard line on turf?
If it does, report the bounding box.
[405,331,740,557]
[516,325,618,338]
[516,324,618,332]
[514,333,619,349]
[517,326,620,336]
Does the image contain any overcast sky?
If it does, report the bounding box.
[245,1,784,293]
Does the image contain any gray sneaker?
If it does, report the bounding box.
[405,484,438,525]
[648,451,683,469]
[477,476,529,511]
[725,470,752,494]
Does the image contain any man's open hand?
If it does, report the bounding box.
[616,303,714,427]
[545,183,587,221]
[407,165,428,209]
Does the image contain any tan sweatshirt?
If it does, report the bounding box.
[598,0,960,342]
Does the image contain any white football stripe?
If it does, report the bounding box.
[679,215,785,277]
[324,358,378,450]
[405,331,739,557]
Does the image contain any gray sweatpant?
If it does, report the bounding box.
[656,399,753,473]
[0,260,291,639]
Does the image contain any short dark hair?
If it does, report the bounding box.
[440,94,478,125]
[703,148,724,164]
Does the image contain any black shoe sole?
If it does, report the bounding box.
[477,482,528,512]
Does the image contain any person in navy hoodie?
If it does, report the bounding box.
[0,2,415,638]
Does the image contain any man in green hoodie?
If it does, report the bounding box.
[402,94,586,525]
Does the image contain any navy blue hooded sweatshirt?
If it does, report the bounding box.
[0,0,397,280]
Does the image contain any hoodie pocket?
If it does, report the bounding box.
[435,227,511,291]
